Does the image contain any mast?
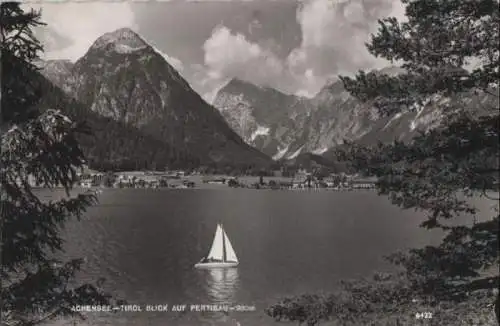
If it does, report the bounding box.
[221,224,227,262]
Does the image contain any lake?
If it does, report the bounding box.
[42,188,497,326]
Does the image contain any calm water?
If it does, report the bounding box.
[42,188,496,326]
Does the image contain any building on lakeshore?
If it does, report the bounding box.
[81,180,92,188]
[91,173,104,186]
[292,176,307,189]
[322,175,338,188]
[292,169,321,188]
[350,176,378,189]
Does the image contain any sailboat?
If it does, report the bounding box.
[195,223,239,268]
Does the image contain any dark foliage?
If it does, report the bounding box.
[1,3,123,325]
[268,273,496,325]
[0,2,43,125]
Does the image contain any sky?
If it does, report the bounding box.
[25,0,405,103]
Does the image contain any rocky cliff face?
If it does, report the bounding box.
[212,66,497,162]
[37,59,75,93]
[27,65,201,171]
[40,28,270,168]
[213,78,313,159]
[212,75,386,160]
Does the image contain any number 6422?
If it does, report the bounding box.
[415,312,433,319]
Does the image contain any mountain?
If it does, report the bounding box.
[314,70,497,153]
[40,28,271,170]
[213,75,383,160]
[212,67,497,165]
[213,78,314,159]
[37,59,74,93]
[212,68,409,161]
[31,63,202,172]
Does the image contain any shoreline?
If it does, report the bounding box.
[32,174,377,191]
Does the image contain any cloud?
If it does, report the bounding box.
[25,2,138,62]
[203,26,285,87]
[151,46,184,72]
[293,68,326,98]
[287,0,405,96]
[198,25,297,102]
[24,2,184,73]
[25,0,407,102]
[163,54,184,72]
[187,64,230,104]
[198,0,406,100]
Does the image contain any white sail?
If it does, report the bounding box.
[222,228,238,262]
[207,224,224,260]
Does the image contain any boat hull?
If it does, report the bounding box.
[194,262,238,269]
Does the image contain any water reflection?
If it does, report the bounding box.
[204,268,240,304]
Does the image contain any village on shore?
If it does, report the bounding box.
[63,167,377,191]
[26,163,376,191]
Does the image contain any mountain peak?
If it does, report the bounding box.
[89,28,149,54]
[43,59,74,69]
[226,78,260,89]
[222,78,283,96]
[35,59,72,69]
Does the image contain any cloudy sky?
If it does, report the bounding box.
[25,0,405,103]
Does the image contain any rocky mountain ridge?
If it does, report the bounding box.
[212,67,497,162]
[40,28,271,170]
[41,28,496,170]
[213,78,314,159]
[29,64,201,171]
